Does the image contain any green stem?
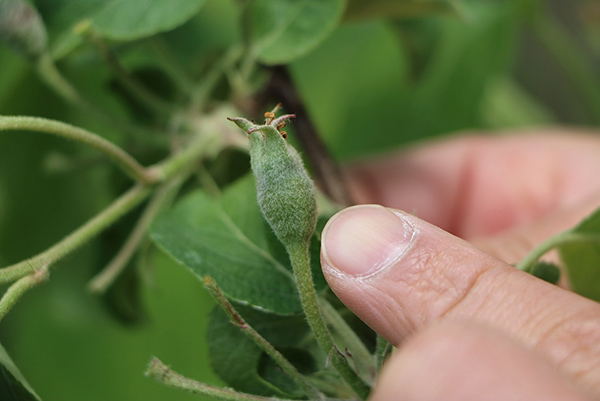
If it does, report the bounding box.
[190,46,243,112]
[87,175,185,294]
[375,335,391,368]
[35,52,170,146]
[147,358,295,401]
[0,265,49,322]
[320,300,377,382]
[288,245,371,400]
[0,185,152,284]
[532,12,600,124]
[196,162,222,198]
[35,53,83,105]
[0,129,210,285]
[516,232,600,273]
[0,116,155,185]
[204,277,326,400]
[151,134,215,181]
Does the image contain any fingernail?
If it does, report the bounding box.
[322,205,416,277]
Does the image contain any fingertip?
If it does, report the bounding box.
[321,205,417,278]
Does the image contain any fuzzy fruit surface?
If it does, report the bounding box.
[249,124,317,250]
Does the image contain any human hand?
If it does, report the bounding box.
[320,130,600,400]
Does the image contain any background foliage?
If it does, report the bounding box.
[0,0,598,400]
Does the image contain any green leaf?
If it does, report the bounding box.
[37,0,206,55]
[249,0,347,65]
[151,175,304,314]
[480,77,555,129]
[344,0,461,22]
[207,305,324,397]
[0,342,41,401]
[531,261,560,285]
[558,208,600,301]
[290,1,523,159]
[92,0,207,40]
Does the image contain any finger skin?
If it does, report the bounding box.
[321,205,600,396]
[348,130,600,238]
[372,322,593,401]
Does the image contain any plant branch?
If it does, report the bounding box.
[375,335,391,368]
[87,173,187,294]
[0,265,49,322]
[0,184,152,284]
[203,277,326,400]
[35,52,171,146]
[150,133,215,181]
[191,46,244,111]
[0,125,211,285]
[147,357,298,401]
[516,232,600,273]
[288,245,370,400]
[320,301,377,382]
[36,53,84,105]
[0,116,156,185]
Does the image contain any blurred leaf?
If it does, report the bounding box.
[151,175,303,315]
[0,0,48,60]
[0,45,28,108]
[292,1,523,159]
[207,305,323,397]
[2,251,219,401]
[559,208,600,301]
[160,0,241,70]
[344,0,461,22]
[531,261,560,285]
[91,0,207,40]
[0,342,41,401]
[249,0,346,65]
[481,77,555,128]
[37,0,206,56]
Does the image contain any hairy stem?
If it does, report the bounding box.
[375,335,391,368]
[288,245,370,400]
[147,357,303,401]
[0,116,155,184]
[0,129,210,284]
[87,173,187,293]
[35,52,170,146]
[36,53,84,106]
[191,46,243,112]
[150,134,215,180]
[320,300,377,382]
[204,277,326,400]
[0,185,152,284]
[0,265,49,322]
[516,232,600,273]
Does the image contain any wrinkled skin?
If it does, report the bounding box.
[321,130,600,400]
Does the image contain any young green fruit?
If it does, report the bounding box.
[229,110,372,399]
[228,111,317,251]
